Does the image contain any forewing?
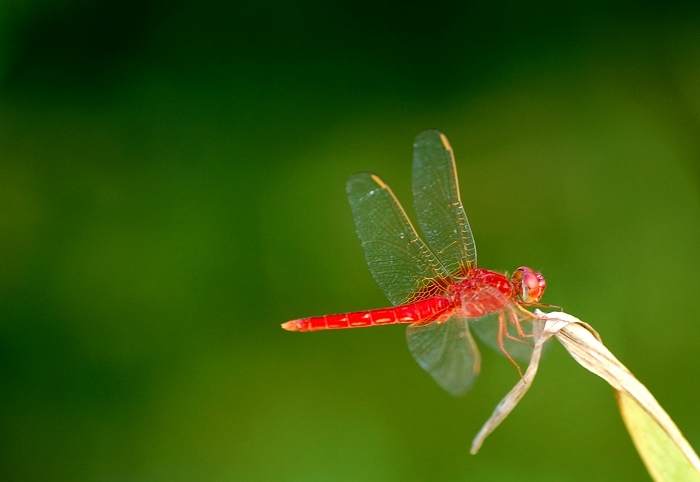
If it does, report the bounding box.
[347,172,450,306]
[406,316,481,397]
[413,130,477,276]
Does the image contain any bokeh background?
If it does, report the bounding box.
[1,1,700,480]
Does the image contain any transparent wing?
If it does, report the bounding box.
[347,172,451,306]
[406,315,481,397]
[413,130,477,276]
[463,287,545,363]
[468,311,536,363]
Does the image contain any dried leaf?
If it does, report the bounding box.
[470,319,547,454]
[471,311,700,482]
[539,312,700,481]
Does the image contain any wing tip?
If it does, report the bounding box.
[370,173,388,189]
[439,132,452,152]
[414,128,446,145]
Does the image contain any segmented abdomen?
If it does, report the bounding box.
[282,297,452,332]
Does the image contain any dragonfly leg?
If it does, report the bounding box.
[521,301,563,312]
[497,310,524,379]
[501,306,535,347]
[511,303,548,342]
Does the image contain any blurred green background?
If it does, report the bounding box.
[1,1,700,480]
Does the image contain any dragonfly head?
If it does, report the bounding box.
[512,267,546,303]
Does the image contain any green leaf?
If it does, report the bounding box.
[618,391,700,482]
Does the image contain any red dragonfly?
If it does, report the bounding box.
[282,130,547,396]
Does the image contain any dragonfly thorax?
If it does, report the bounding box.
[448,269,514,318]
[444,267,546,318]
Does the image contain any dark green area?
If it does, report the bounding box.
[1,1,700,480]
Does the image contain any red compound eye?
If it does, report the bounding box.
[512,267,546,303]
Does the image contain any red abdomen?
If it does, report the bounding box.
[282,297,452,332]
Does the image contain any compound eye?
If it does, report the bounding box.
[513,267,546,303]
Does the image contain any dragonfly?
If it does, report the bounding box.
[282,130,547,397]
